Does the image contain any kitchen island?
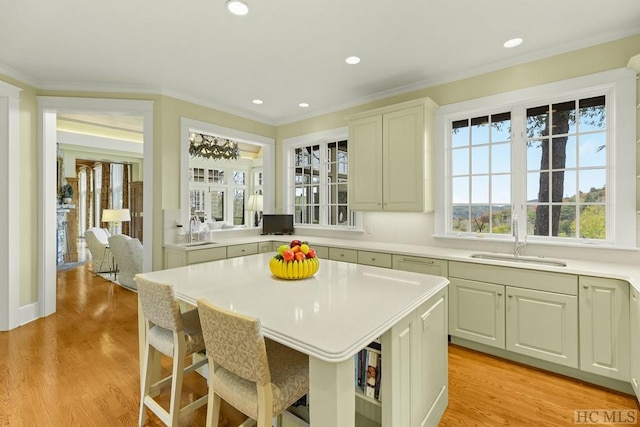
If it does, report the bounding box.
[139,253,449,427]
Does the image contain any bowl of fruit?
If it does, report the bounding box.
[269,239,320,280]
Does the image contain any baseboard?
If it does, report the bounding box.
[19,301,41,326]
[450,336,634,395]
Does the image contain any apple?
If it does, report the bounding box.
[294,251,306,261]
[306,248,316,258]
[290,239,302,248]
[277,244,289,255]
[283,249,294,261]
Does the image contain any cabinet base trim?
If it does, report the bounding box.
[450,337,633,395]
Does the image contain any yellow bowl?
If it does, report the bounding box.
[269,257,320,280]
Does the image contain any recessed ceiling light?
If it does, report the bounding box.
[226,0,249,16]
[252,99,263,105]
[299,102,309,108]
[345,56,361,65]
[503,38,523,48]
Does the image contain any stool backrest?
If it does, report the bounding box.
[197,299,271,385]
[136,274,183,332]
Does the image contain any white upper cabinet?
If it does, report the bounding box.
[347,98,437,212]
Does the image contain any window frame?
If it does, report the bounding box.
[282,127,362,230]
[434,68,637,249]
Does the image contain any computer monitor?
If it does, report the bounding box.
[262,214,295,235]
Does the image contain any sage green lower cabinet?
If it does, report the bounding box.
[392,255,448,277]
[164,246,226,268]
[329,247,358,263]
[631,288,640,401]
[448,261,578,368]
[226,242,258,258]
[258,241,272,253]
[358,250,392,269]
[505,286,578,368]
[449,278,505,349]
[579,276,629,381]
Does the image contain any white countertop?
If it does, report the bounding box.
[142,252,448,362]
[165,234,640,292]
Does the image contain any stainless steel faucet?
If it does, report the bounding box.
[512,214,526,257]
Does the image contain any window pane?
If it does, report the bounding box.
[529,204,550,236]
[551,100,576,135]
[471,176,488,204]
[526,105,549,138]
[551,137,571,170]
[579,205,606,239]
[555,205,576,238]
[233,189,245,225]
[492,143,510,174]
[470,205,490,233]
[527,139,546,171]
[579,169,606,202]
[452,177,469,204]
[451,119,469,148]
[451,148,469,175]
[527,171,549,202]
[491,175,510,204]
[492,113,511,142]
[578,96,606,132]
[452,205,469,233]
[470,116,489,145]
[471,146,489,174]
[491,208,512,235]
[579,132,606,167]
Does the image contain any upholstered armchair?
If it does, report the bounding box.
[84,227,112,273]
[108,234,143,290]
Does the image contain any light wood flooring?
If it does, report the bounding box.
[0,262,637,426]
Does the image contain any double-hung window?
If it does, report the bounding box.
[439,69,636,247]
[283,128,358,228]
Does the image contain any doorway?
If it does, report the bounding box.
[39,97,154,318]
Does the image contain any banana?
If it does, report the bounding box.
[287,260,293,279]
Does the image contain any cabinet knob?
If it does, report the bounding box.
[340,253,344,257]
[497,292,503,297]
[371,257,376,261]
[508,295,513,298]
[583,285,589,289]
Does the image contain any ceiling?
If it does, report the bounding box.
[1,0,639,125]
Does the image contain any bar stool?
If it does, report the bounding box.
[197,299,309,427]
[135,274,208,426]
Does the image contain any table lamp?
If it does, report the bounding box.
[246,194,263,227]
[102,208,131,235]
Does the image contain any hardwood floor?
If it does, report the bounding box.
[0,263,637,426]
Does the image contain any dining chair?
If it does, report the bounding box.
[135,274,208,426]
[197,299,309,427]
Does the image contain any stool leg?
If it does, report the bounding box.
[139,340,154,426]
[168,337,186,426]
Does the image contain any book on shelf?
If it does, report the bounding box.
[374,352,381,400]
[365,350,378,399]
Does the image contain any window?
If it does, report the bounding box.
[189,163,248,225]
[451,112,512,235]
[284,128,358,228]
[438,69,636,247]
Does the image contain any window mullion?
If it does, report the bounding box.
[510,106,526,235]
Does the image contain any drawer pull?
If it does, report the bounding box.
[401,258,435,265]
[340,253,345,257]
[497,292,503,297]
[371,257,376,261]
[583,285,589,289]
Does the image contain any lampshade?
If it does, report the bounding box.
[246,194,263,211]
[102,208,131,223]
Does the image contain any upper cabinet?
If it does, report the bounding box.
[347,98,438,212]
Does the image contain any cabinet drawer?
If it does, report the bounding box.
[358,251,392,269]
[313,245,329,259]
[258,242,272,253]
[329,247,358,263]
[449,261,577,295]
[392,255,448,277]
[187,247,227,265]
[227,243,259,258]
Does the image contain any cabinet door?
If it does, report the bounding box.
[630,288,640,402]
[226,243,258,258]
[382,105,425,212]
[348,115,383,210]
[392,255,448,277]
[449,278,505,349]
[506,286,578,368]
[579,277,629,381]
[328,247,358,263]
[357,250,392,269]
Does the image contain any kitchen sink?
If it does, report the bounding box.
[470,253,567,267]
[179,241,217,247]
